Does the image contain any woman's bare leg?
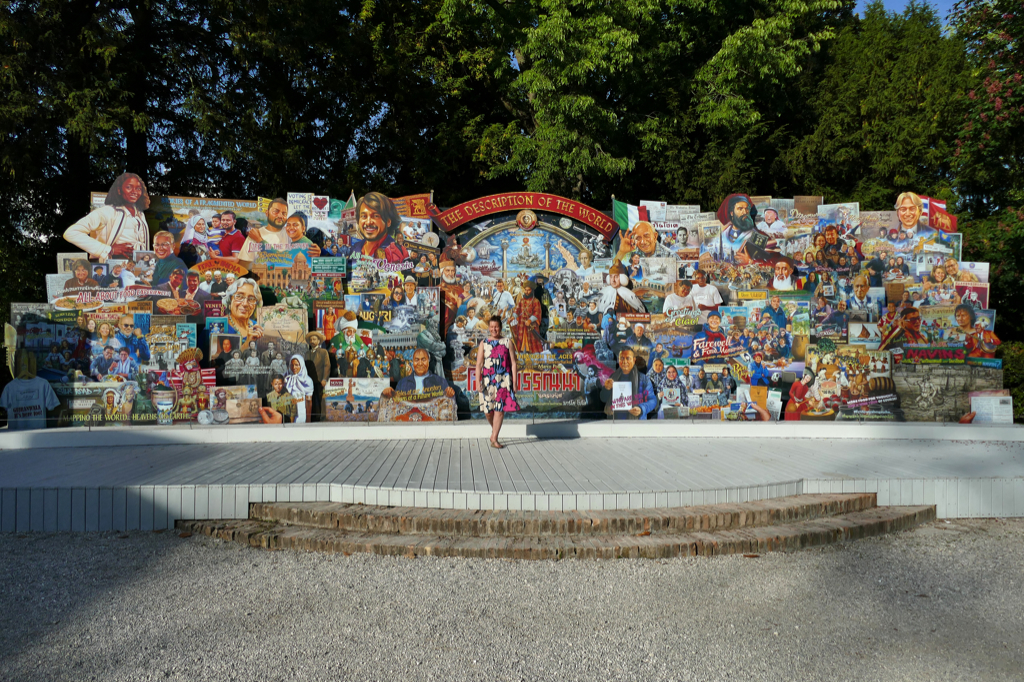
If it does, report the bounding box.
[491,411,505,446]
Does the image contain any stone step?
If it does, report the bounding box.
[248,493,879,537]
[177,505,936,559]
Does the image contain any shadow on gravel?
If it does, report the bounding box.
[1,521,1023,680]
[794,521,1024,676]
[0,530,199,672]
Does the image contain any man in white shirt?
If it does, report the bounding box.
[490,280,515,313]
[119,261,139,288]
[199,272,214,293]
[663,280,696,313]
[689,269,723,322]
[464,307,486,332]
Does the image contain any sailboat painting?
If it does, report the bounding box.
[849,322,882,350]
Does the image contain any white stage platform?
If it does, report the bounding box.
[1,419,1023,450]
[1,421,1022,531]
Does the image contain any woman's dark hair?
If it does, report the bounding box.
[105,173,151,210]
[489,315,502,329]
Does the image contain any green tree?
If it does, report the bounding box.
[962,206,1024,340]
[446,0,851,204]
[782,0,971,210]
[951,0,1024,215]
[0,0,138,308]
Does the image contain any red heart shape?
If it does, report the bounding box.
[313,197,328,210]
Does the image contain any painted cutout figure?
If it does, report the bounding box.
[601,347,657,419]
[285,354,314,423]
[511,285,543,353]
[715,194,774,264]
[64,173,151,261]
[597,261,646,314]
[439,259,465,333]
[238,198,290,265]
[223,278,264,345]
[352,192,409,263]
[893,191,932,239]
[382,348,455,399]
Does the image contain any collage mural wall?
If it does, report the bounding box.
[2,172,1012,429]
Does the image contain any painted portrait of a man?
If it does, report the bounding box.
[352,192,410,263]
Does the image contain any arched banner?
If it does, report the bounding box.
[430,193,618,242]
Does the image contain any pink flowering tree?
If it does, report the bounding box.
[952,0,1024,214]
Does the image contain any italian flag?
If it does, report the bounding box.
[612,198,647,233]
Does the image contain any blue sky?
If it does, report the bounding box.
[855,0,958,20]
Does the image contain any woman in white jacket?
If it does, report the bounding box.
[63,173,150,261]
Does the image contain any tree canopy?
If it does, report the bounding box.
[0,0,1017,322]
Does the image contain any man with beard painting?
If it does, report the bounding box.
[770,260,801,291]
[438,259,465,334]
[601,348,657,419]
[510,285,544,354]
[597,260,646,315]
[717,193,774,264]
[238,198,290,266]
[215,211,245,262]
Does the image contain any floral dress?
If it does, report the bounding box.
[479,337,520,413]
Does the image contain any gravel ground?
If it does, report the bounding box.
[1,519,1023,682]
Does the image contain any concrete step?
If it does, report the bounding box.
[248,493,879,537]
[177,505,936,559]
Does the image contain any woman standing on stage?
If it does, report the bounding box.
[475,316,519,449]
